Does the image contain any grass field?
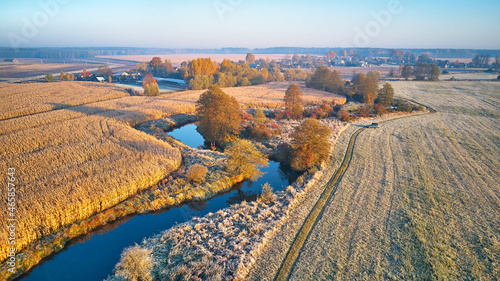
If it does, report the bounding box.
[247,81,500,280]
[166,82,346,108]
[0,82,195,263]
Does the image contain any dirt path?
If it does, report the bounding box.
[274,112,430,281]
[248,81,500,280]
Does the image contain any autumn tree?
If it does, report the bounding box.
[351,73,377,104]
[290,119,331,171]
[414,62,430,80]
[246,53,256,65]
[254,108,267,125]
[306,66,345,94]
[164,59,174,73]
[149,57,164,76]
[45,73,54,82]
[82,68,89,79]
[196,86,240,145]
[70,74,75,81]
[142,73,157,87]
[325,51,337,60]
[284,84,304,119]
[64,73,70,81]
[220,59,232,72]
[144,82,160,96]
[261,68,269,81]
[401,64,412,80]
[377,83,395,107]
[429,64,441,81]
[189,58,219,76]
[225,138,268,180]
[190,75,214,90]
[98,65,112,77]
[60,71,64,82]
[390,49,404,60]
[292,54,302,65]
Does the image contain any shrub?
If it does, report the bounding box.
[225,139,268,180]
[258,183,274,204]
[186,164,208,183]
[373,104,387,116]
[254,108,267,125]
[246,124,273,140]
[113,245,153,281]
[144,83,160,96]
[45,73,54,83]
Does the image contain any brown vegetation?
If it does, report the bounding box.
[186,164,208,183]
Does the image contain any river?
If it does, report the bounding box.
[19,124,297,281]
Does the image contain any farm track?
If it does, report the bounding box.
[274,111,430,281]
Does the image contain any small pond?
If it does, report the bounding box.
[19,124,297,281]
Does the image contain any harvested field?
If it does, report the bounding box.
[165,82,346,108]
[248,81,500,280]
[0,82,197,263]
[0,82,129,120]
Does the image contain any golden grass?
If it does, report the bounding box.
[0,82,129,120]
[165,82,346,108]
[248,81,500,280]
[0,82,198,263]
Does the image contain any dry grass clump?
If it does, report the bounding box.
[186,164,208,183]
[110,245,153,281]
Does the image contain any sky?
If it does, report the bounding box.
[0,0,499,49]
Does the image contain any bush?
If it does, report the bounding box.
[246,124,274,140]
[113,245,153,281]
[144,83,160,96]
[258,183,274,204]
[186,164,208,183]
[45,73,54,83]
[254,108,267,125]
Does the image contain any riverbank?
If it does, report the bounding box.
[106,118,351,280]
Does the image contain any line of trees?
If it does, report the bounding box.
[401,63,441,81]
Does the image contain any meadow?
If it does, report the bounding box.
[248,81,500,280]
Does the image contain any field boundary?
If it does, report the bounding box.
[273,110,432,281]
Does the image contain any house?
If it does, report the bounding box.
[4,59,18,63]
[96,77,105,83]
[119,72,130,77]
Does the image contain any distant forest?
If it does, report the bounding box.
[1,47,499,60]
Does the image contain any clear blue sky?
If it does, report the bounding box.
[1,0,499,49]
